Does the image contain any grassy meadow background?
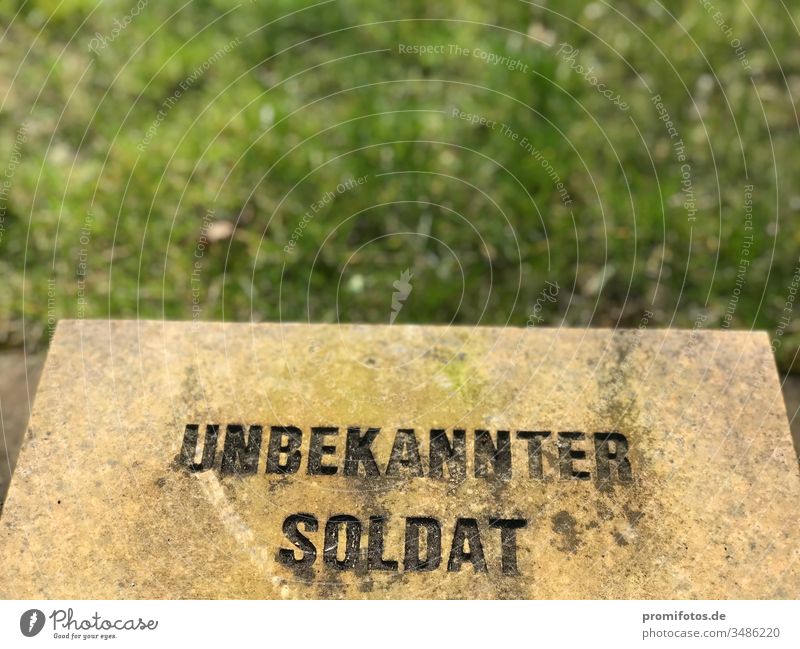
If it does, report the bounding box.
[1,0,799,370]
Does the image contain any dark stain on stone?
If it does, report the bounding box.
[595,500,615,521]
[612,530,629,546]
[281,563,315,585]
[181,364,205,402]
[267,475,292,494]
[316,570,345,599]
[551,510,581,553]
[491,578,526,600]
[355,548,375,592]
[424,346,451,363]
[354,548,370,578]
[594,477,615,494]
[624,505,643,527]
[589,332,668,581]
[542,448,558,474]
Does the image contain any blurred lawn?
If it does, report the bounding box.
[1,1,799,370]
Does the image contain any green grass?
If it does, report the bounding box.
[1,0,799,370]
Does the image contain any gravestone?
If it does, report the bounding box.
[1,320,798,598]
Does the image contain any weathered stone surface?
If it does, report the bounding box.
[1,320,798,599]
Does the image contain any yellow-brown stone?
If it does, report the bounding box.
[1,320,798,598]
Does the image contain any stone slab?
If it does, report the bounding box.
[1,320,798,599]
